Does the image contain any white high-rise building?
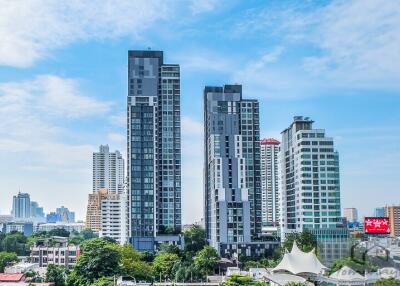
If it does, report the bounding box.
[93,145,124,194]
[280,116,347,265]
[343,207,358,222]
[99,192,129,245]
[260,138,280,227]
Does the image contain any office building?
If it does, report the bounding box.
[344,207,358,222]
[374,207,385,217]
[385,206,400,237]
[11,192,31,220]
[56,206,75,223]
[99,192,129,245]
[260,138,280,228]
[30,201,45,221]
[93,145,125,194]
[127,50,182,251]
[279,116,346,265]
[204,84,278,257]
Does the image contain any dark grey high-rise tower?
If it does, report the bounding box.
[127,50,181,251]
[204,85,276,257]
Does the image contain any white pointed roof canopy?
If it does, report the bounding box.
[273,241,327,275]
[329,266,365,281]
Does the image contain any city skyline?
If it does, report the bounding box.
[0,1,399,223]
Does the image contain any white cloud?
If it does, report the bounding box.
[0,75,110,164]
[231,0,400,90]
[303,0,400,86]
[0,75,114,217]
[0,0,170,67]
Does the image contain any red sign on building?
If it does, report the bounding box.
[364,217,390,234]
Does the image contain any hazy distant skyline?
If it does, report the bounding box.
[0,0,399,223]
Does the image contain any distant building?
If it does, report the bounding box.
[344,208,358,222]
[46,212,60,223]
[55,206,75,223]
[260,138,280,228]
[36,222,85,233]
[30,201,45,221]
[30,237,80,269]
[85,188,108,233]
[2,222,33,236]
[99,192,129,245]
[93,145,125,194]
[12,192,31,220]
[385,206,400,237]
[374,207,385,217]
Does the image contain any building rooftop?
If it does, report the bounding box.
[260,138,280,145]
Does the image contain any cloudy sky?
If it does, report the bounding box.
[0,0,399,223]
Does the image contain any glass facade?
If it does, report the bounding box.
[127,51,181,251]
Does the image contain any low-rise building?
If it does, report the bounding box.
[4,262,39,274]
[35,222,85,233]
[2,222,33,236]
[30,237,80,269]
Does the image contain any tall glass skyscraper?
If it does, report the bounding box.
[127,51,181,251]
[204,85,277,257]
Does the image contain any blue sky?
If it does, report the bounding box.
[0,0,399,223]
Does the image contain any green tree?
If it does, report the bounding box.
[48,228,70,237]
[73,238,121,284]
[281,230,317,254]
[45,264,66,286]
[1,232,29,255]
[193,246,219,277]
[65,270,85,286]
[0,251,18,272]
[159,244,182,256]
[91,277,115,286]
[329,257,376,275]
[221,275,267,286]
[153,251,181,281]
[119,244,153,281]
[183,225,206,254]
[375,278,400,285]
[81,229,96,240]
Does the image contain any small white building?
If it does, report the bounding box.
[4,262,39,274]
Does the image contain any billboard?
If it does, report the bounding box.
[364,217,390,234]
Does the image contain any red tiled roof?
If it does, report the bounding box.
[260,138,280,145]
[0,273,24,282]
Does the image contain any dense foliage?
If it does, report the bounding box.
[0,231,30,255]
[329,257,377,275]
[281,230,318,254]
[0,251,18,272]
[45,264,67,286]
[374,278,400,285]
[221,275,268,286]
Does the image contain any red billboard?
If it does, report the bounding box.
[364,217,390,234]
